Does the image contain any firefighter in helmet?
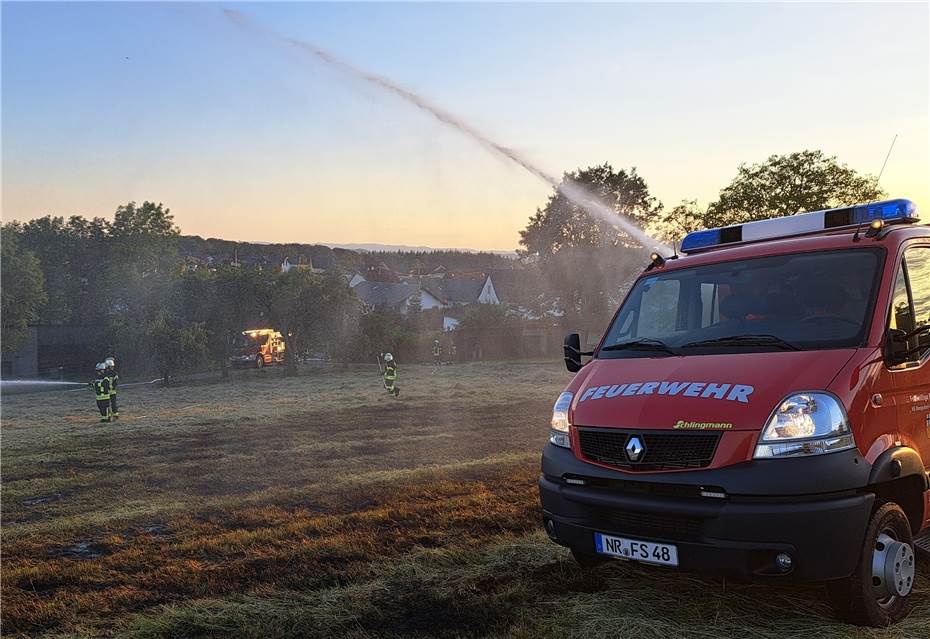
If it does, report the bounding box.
[89,363,112,422]
[432,339,442,371]
[104,356,119,419]
[382,352,400,397]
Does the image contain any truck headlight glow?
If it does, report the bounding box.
[550,392,573,448]
[754,392,855,459]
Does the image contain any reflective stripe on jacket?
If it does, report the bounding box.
[107,373,119,394]
[92,378,111,400]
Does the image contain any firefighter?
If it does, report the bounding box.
[448,342,457,364]
[432,339,442,371]
[89,363,112,422]
[382,352,400,397]
[104,356,119,419]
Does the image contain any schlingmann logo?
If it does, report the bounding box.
[674,420,733,430]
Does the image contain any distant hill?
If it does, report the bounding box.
[177,236,518,274]
[324,242,518,257]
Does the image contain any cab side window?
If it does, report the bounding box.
[889,262,914,335]
[904,246,930,357]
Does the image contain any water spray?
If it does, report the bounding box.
[222,9,671,255]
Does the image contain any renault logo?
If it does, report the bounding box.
[625,436,645,462]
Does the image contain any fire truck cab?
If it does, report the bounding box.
[540,199,930,626]
[230,329,286,369]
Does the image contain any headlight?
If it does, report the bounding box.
[754,392,855,459]
[550,392,573,448]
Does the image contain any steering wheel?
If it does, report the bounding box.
[798,314,859,328]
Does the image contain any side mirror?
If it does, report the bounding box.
[564,333,591,372]
[886,328,910,365]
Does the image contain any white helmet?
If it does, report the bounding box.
[383,353,394,362]
[105,357,115,368]
[95,362,107,371]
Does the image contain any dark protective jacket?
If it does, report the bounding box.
[91,376,112,400]
[384,361,397,381]
[107,371,119,395]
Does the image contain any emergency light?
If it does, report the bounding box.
[680,199,918,254]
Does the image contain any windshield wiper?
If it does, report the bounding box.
[600,339,679,356]
[680,334,800,351]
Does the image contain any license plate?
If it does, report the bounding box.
[594,532,679,567]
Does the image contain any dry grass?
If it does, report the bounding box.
[2,361,929,638]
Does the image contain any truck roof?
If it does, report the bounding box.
[656,223,930,272]
[656,198,927,272]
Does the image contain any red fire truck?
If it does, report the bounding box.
[229,329,285,368]
[540,199,929,626]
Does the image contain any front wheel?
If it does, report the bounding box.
[826,501,916,627]
[255,355,265,369]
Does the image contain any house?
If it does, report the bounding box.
[352,281,445,314]
[363,262,401,283]
[238,255,269,271]
[281,255,323,274]
[421,274,500,306]
[350,265,502,328]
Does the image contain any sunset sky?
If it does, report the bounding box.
[2,2,928,251]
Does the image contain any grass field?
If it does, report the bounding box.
[2,361,928,638]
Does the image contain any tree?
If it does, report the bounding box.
[649,200,706,245]
[109,201,180,278]
[518,164,660,333]
[211,266,274,377]
[706,150,885,227]
[6,215,109,324]
[146,310,208,384]
[520,163,662,255]
[271,270,316,375]
[1,230,47,354]
[455,303,521,360]
[339,307,415,363]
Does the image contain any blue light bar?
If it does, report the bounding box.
[679,228,720,252]
[851,199,918,224]
[680,199,918,254]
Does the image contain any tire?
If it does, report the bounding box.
[826,501,915,627]
[255,355,265,369]
[571,548,609,568]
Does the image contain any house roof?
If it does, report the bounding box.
[422,277,486,304]
[486,269,519,302]
[353,281,417,308]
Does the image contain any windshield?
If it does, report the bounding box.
[600,248,883,357]
[235,333,269,349]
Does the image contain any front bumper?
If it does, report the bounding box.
[230,356,257,366]
[539,444,874,582]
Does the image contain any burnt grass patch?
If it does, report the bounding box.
[1,464,542,636]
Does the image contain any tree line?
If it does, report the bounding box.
[1,202,359,379]
[518,150,884,338]
[1,149,884,375]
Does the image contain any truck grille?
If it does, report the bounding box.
[577,428,721,471]
[595,508,704,541]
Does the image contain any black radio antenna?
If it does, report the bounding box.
[854,134,900,243]
[876,133,898,186]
